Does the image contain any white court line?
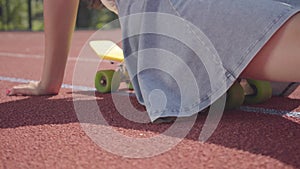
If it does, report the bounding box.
[0,52,42,59]
[0,76,134,96]
[0,52,100,62]
[0,76,95,91]
[1,76,299,119]
[239,106,300,119]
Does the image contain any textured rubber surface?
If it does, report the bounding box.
[0,31,299,169]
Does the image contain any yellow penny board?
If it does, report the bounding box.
[89,40,124,62]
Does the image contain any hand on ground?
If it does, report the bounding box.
[7,81,58,96]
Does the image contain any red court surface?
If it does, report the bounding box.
[0,30,299,169]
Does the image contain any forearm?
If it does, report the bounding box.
[40,0,79,92]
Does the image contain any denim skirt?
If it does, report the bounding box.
[114,0,300,121]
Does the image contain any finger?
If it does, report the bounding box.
[29,81,39,87]
[12,84,30,89]
[7,81,38,96]
[9,87,36,96]
[6,89,11,95]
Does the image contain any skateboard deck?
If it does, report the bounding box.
[89,40,124,62]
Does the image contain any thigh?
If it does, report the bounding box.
[241,12,300,82]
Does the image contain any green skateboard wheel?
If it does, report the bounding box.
[127,82,134,90]
[95,70,120,93]
[244,79,272,104]
[225,82,245,110]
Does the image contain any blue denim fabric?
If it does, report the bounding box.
[115,0,300,121]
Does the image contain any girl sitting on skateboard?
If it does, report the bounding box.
[7,0,300,121]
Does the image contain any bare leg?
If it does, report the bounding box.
[241,13,300,82]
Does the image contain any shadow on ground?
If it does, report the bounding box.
[0,91,299,168]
